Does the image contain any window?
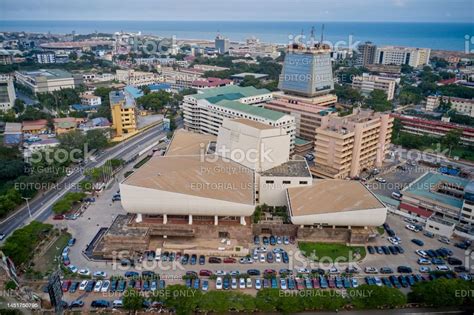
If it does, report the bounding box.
[265,180,274,184]
[282,181,291,184]
[299,181,308,184]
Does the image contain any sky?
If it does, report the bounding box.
[1,0,473,22]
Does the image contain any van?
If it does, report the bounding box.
[391,192,402,200]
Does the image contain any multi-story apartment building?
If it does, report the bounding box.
[375,46,431,68]
[36,52,56,64]
[80,93,102,106]
[279,43,334,97]
[357,41,376,66]
[109,90,137,137]
[183,85,296,150]
[115,69,157,86]
[160,67,202,90]
[312,108,393,179]
[15,69,78,94]
[352,73,398,100]
[392,113,474,146]
[0,75,16,112]
[426,95,474,117]
[264,93,337,143]
[215,34,230,54]
[425,95,440,111]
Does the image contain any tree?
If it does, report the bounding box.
[12,99,25,114]
[122,288,144,314]
[85,129,109,151]
[442,129,462,156]
[409,278,474,307]
[151,285,201,315]
[68,51,78,61]
[349,285,406,309]
[365,90,392,112]
[137,91,171,112]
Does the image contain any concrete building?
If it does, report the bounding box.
[3,122,22,146]
[442,96,474,117]
[14,69,77,94]
[182,85,296,150]
[191,77,233,89]
[80,93,102,106]
[264,93,337,143]
[375,46,431,68]
[36,52,56,64]
[400,172,474,239]
[426,95,440,111]
[230,73,269,84]
[22,119,48,135]
[279,43,334,97]
[352,73,398,100]
[215,34,230,54]
[392,113,474,146]
[109,90,137,137]
[115,69,156,86]
[288,180,387,227]
[312,108,393,179]
[0,75,16,112]
[357,42,376,66]
[23,138,60,161]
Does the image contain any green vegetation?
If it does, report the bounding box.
[376,226,385,235]
[409,278,474,307]
[33,231,71,274]
[149,286,406,314]
[334,84,364,104]
[52,192,86,214]
[364,90,392,112]
[137,90,171,112]
[36,87,83,112]
[1,221,53,266]
[298,242,366,262]
[133,155,152,169]
[123,288,145,313]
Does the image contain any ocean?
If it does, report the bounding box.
[1,20,473,51]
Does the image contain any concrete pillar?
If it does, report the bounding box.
[136,213,143,223]
[348,226,352,230]
[214,216,218,226]
[188,214,193,225]
[240,216,246,226]
[163,214,167,224]
[332,225,336,229]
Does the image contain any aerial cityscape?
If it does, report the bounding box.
[0,0,473,314]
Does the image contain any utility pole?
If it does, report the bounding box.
[21,197,32,218]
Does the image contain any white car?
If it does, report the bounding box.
[375,178,386,183]
[415,250,429,258]
[365,267,377,274]
[405,224,418,232]
[112,300,123,308]
[329,267,339,274]
[436,265,450,271]
[101,280,110,292]
[246,278,252,288]
[231,278,238,289]
[417,258,431,265]
[280,278,287,290]
[256,246,267,253]
[215,277,223,290]
[259,254,265,263]
[388,237,400,245]
[93,280,103,292]
[275,253,282,263]
[255,278,262,290]
[78,268,90,276]
[374,277,382,287]
[229,270,240,276]
[68,265,78,273]
[93,271,107,278]
[419,266,431,273]
[239,278,246,289]
[253,252,259,261]
[79,280,88,291]
[215,270,226,276]
[351,278,359,288]
[297,268,310,274]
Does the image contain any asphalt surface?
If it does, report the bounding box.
[0,123,166,240]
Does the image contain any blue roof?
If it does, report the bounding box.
[71,104,99,111]
[148,83,171,91]
[91,117,110,127]
[124,85,144,99]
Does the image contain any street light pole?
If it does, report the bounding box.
[21,197,32,218]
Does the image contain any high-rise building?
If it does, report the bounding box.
[351,73,398,100]
[357,42,376,66]
[215,34,230,54]
[375,46,431,68]
[109,90,137,137]
[0,75,16,112]
[278,43,334,97]
[312,108,393,179]
[36,52,56,64]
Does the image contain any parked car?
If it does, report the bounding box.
[209,257,222,264]
[438,236,451,244]
[91,300,110,308]
[397,266,413,273]
[367,246,375,254]
[411,239,424,246]
[423,231,435,238]
[199,270,213,277]
[215,277,223,290]
[70,300,84,308]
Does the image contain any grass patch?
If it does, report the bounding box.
[298,242,366,262]
[33,232,71,274]
[124,170,134,178]
[377,226,385,235]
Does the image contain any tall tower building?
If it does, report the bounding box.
[278,43,334,97]
[358,41,376,66]
[215,34,230,54]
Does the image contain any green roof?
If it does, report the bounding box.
[193,85,271,100]
[295,137,311,145]
[215,100,286,121]
[404,172,469,209]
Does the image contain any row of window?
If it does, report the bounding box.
[265,180,308,185]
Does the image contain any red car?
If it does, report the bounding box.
[328,277,336,289]
[223,257,236,264]
[264,269,276,276]
[53,215,64,220]
[199,270,213,277]
[312,277,320,289]
[296,278,305,290]
[61,280,71,292]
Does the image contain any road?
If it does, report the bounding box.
[0,123,167,239]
